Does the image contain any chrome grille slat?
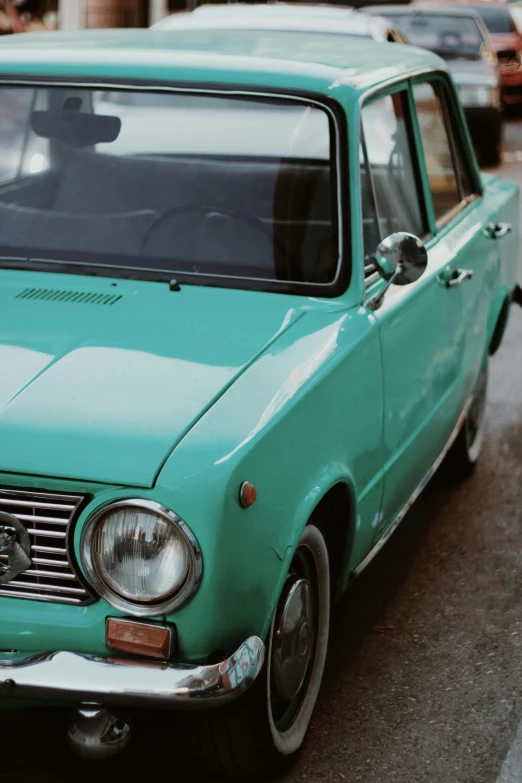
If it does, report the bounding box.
[0,589,82,604]
[6,580,87,595]
[0,499,76,511]
[1,554,71,568]
[24,569,78,580]
[31,557,71,568]
[0,488,94,605]
[31,545,67,554]
[26,529,66,538]
[8,514,69,525]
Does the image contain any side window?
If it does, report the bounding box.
[360,90,426,264]
[412,81,475,222]
[0,87,50,183]
[0,88,33,183]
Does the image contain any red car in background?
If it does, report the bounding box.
[414,0,522,108]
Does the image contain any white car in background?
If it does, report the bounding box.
[152,2,410,43]
[91,4,408,159]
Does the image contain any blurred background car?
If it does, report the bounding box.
[153,3,410,43]
[412,0,522,111]
[364,4,503,165]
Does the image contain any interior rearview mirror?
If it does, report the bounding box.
[368,232,428,310]
[31,110,122,148]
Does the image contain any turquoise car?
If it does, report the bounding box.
[0,27,519,780]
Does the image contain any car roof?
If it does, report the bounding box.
[153,4,396,40]
[0,27,444,98]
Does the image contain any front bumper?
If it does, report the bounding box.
[0,636,265,709]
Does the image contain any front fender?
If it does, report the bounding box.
[155,307,383,662]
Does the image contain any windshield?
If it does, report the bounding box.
[0,85,340,290]
[387,14,483,56]
[471,6,515,34]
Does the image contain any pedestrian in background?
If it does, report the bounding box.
[0,0,50,34]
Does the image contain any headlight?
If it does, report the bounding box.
[81,499,202,617]
[457,85,494,108]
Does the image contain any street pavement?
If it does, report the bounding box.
[1,123,522,783]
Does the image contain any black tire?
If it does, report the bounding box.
[183,524,330,782]
[479,117,502,168]
[446,360,488,479]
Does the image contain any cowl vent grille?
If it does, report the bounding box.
[15,288,122,305]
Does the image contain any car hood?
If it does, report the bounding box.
[445,56,498,85]
[0,272,302,487]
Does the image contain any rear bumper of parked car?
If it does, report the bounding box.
[463,106,502,160]
[0,636,265,709]
[463,105,501,123]
[464,105,501,134]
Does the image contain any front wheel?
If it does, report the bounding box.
[446,360,488,478]
[186,524,330,781]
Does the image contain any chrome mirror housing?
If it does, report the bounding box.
[368,232,428,310]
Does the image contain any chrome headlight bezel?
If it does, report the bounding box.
[81,499,202,617]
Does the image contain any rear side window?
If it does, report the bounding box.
[360,91,425,261]
[0,88,34,183]
[413,81,475,222]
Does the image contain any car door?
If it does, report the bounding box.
[411,77,504,421]
[359,85,465,539]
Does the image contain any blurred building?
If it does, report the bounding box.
[58,0,182,28]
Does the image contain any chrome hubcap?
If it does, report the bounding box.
[272,578,314,701]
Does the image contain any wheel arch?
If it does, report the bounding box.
[307,481,356,599]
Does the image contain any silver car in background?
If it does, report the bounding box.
[364,5,502,166]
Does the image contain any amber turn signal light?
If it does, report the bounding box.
[106,617,176,660]
[239,481,257,508]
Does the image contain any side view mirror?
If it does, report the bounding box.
[368,232,428,311]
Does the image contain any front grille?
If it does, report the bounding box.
[0,488,94,605]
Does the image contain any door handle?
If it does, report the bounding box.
[446,268,473,288]
[484,222,512,239]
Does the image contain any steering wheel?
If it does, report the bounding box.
[140,203,285,258]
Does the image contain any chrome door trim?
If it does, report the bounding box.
[352,395,472,579]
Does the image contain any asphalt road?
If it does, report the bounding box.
[1,124,522,783]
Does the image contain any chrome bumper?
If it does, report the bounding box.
[0,636,264,709]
